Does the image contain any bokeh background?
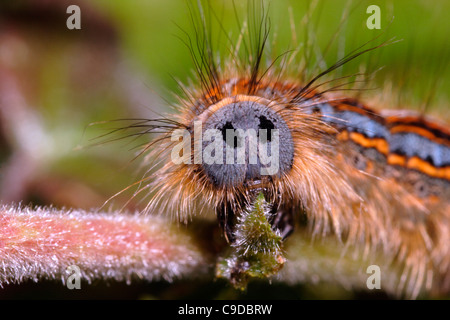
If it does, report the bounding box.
[0,0,448,299]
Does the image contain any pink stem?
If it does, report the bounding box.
[0,205,211,286]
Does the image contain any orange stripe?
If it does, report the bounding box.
[388,154,450,180]
[349,132,389,155]
[387,154,406,167]
[406,156,450,180]
[336,130,349,141]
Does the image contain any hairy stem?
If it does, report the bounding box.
[0,205,211,287]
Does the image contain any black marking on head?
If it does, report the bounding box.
[259,115,275,141]
[221,121,239,148]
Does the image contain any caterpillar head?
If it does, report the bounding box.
[198,98,294,188]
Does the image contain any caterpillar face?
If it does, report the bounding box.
[199,99,294,188]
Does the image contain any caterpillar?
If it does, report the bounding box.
[106,1,450,298]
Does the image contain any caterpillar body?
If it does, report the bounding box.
[118,2,450,298]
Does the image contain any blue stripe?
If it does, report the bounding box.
[304,103,389,138]
[389,133,450,167]
[302,102,450,168]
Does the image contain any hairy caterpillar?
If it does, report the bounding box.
[101,1,450,298]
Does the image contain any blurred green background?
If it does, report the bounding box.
[0,0,448,299]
